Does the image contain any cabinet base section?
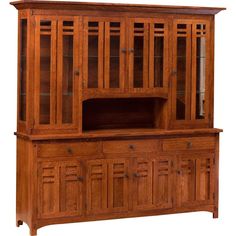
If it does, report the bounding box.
[16,205,216,235]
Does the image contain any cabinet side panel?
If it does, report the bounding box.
[16,138,31,225]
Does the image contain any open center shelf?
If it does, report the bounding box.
[82,97,167,132]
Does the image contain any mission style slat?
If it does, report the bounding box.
[11,1,224,236]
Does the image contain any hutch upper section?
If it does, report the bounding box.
[11,1,225,137]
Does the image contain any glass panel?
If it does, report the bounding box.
[88,22,99,88]
[134,37,143,88]
[62,35,73,124]
[40,34,51,124]
[110,35,120,88]
[133,23,144,88]
[19,19,27,121]
[176,37,186,120]
[196,36,206,119]
[154,37,164,87]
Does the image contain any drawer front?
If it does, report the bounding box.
[103,140,160,153]
[162,137,215,151]
[37,142,100,157]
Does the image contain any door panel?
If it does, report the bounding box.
[34,16,80,131]
[156,157,173,209]
[108,158,129,212]
[177,153,214,207]
[133,156,155,210]
[128,19,169,92]
[57,18,79,127]
[38,162,60,218]
[35,17,57,126]
[172,19,211,128]
[86,159,108,214]
[60,161,83,216]
[38,160,82,218]
[83,17,125,91]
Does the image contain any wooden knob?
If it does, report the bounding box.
[129,144,135,150]
[67,148,73,154]
[133,173,140,178]
[77,176,84,182]
[124,173,129,178]
[187,142,192,148]
[74,69,80,76]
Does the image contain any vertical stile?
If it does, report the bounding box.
[104,22,110,89]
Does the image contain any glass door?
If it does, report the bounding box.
[128,19,169,93]
[34,16,80,131]
[57,18,80,127]
[35,16,57,126]
[83,17,125,95]
[191,22,210,121]
[172,19,210,128]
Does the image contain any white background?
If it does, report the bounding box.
[0,0,234,235]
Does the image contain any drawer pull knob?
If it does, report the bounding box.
[124,173,129,178]
[187,142,192,148]
[77,176,84,182]
[67,148,73,154]
[177,170,182,175]
[133,173,140,178]
[129,144,135,150]
[74,69,80,76]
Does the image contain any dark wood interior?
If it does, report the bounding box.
[83,98,166,131]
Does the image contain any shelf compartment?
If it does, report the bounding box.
[82,97,167,132]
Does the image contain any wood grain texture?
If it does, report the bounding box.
[12,2,224,235]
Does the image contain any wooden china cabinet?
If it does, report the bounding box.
[11,1,225,235]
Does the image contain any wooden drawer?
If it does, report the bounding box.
[103,140,160,153]
[162,137,215,151]
[37,142,100,157]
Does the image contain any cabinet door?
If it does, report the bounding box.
[128,19,169,92]
[34,16,80,131]
[172,19,211,128]
[83,17,125,92]
[38,160,83,218]
[177,153,214,207]
[35,17,57,127]
[56,18,80,128]
[86,159,108,214]
[108,158,129,212]
[38,161,60,218]
[60,161,83,216]
[133,156,155,210]
[155,157,173,209]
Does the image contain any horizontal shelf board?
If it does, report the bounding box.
[14,128,223,141]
